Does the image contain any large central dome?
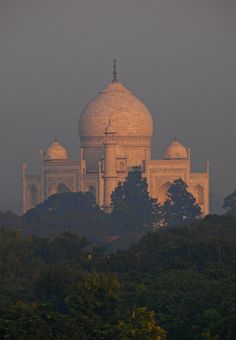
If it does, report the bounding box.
[78,63,154,172]
[79,81,153,138]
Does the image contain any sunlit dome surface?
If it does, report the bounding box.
[46,141,68,160]
[164,139,188,159]
[79,80,153,138]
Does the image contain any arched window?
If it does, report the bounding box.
[158,182,172,203]
[194,185,204,205]
[119,161,125,172]
[49,184,57,196]
[30,186,38,206]
[89,185,96,199]
[49,183,71,196]
[57,183,71,193]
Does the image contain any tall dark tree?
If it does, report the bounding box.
[223,189,236,216]
[111,167,162,228]
[0,211,22,230]
[163,178,201,226]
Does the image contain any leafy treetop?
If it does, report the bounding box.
[163,178,202,226]
[111,166,162,228]
[223,189,236,216]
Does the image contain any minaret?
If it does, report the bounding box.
[22,162,27,214]
[103,119,117,212]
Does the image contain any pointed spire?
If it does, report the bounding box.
[54,136,57,143]
[112,58,118,83]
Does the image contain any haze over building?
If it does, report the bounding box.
[23,61,209,215]
[0,1,235,213]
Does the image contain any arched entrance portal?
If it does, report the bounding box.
[57,183,71,193]
[158,182,172,203]
[89,185,96,199]
[30,186,38,206]
[194,185,204,205]
[49,183,71,196]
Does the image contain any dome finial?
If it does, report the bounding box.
[112,58,118,82]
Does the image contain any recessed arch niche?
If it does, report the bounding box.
[158,181,172,203]
[194,184,204,205]
[49,182,71,196]
[89,185,96,199]
[30,186,38,206]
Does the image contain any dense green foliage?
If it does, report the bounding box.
[0,229,166,339]
[1,178,236,338]
[111,167,162,227]
[162,178,202,225]
[0,211,22,229]
[19,183,147,250]
[22,191,118,246]
[0,215,236,339]
[223,189,236,216]
[111,169,202,229]
[21,190,153,250]
[17,171,203,250]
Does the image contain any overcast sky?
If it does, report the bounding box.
[0,0,235,213]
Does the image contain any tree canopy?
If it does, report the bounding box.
[1,215,236,339]
[223,189,236,216]
[24,191,97,219]
[22,192,121,247]
[111,166,162,228]
[162,178,202,225]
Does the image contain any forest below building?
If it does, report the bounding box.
[0,215,236,339]
[0,168,236,339]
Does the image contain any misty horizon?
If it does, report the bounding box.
[0,0,235,213]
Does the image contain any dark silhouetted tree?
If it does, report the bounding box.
[0,211,22,230]
[163,178,201,225]
[24,191,97,219]
[22,192,121,247]
[111,167,162,228]
[223,189,236,216]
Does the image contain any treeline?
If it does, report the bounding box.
[1,168,236,338]
[2,168,207,250]
[2,167,234,250]
[0,229,166,339]
[0,215,236,339]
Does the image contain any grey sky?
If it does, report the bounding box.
[0,0,235,213]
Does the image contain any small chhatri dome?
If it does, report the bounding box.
[164,139,188,159]
[46,140,68,160]
[79,60,153,139]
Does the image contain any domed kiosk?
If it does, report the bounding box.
[164,139,188,160]
[46,140,68,160]
[79,60,153,171]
